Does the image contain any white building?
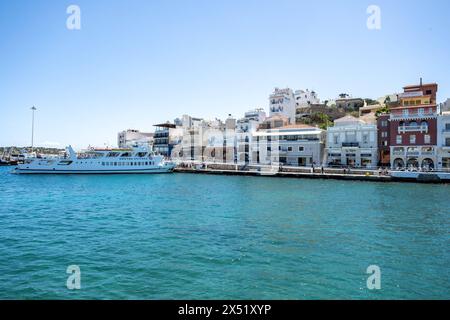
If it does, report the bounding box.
[437,112,450,170]
[117,129,154,149]
[252,122,325,167]
[236,109,266,164]
[171,114,237,163]
[269,88,297,124]
[294,89,320,107]
[326,115,378,168]
[440,98,450,112]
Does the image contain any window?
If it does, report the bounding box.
[362,134,368,144]
[418,108,424,115]
[298,146,304,152]
[426,90,432,95]
[402,109,409,117]
[396,135,402,144]
[424,135,431,144]
[410,135,416,144]
[333,134,339,144]
[288,147,293,152]
[446,138,450,147]
[445,123,450,131]
[383,141,388,147]
[381,132,388,138]
[381,120,388,127]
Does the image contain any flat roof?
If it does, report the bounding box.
[403,83,437,89]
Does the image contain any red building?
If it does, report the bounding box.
[390,81,438,169]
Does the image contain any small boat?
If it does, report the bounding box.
[13,145,175,174]
[0,159,11,166]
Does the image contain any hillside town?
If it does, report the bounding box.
[117,80,450,172]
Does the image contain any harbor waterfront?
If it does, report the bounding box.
[0,166,448,299]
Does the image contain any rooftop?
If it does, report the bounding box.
[403,83,437,89]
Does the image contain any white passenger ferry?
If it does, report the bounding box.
[13,146,175,174]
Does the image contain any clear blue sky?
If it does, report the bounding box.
[1,0,449,148]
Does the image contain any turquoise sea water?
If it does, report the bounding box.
[0,166,448,299]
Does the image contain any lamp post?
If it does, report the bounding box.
[31,106,36,153]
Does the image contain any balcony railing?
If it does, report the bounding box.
[398,125,428,134]
[390,110,436,120]
[342,142,359,147]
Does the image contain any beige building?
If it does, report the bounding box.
[117,129,154,149]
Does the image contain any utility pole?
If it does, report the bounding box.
[31,106,36,153]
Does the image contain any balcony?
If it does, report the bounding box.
[342,142,359,147]
[406,151,420,156]
[398,125,428,134]
[390,109,436,120]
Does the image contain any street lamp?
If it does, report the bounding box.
[31,106,36,153]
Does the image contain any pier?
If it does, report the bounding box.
[175,164,393,183]
[174,163,450,183]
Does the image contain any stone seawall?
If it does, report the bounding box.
[174,167,393,183]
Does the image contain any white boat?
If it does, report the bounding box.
[13,146,175,174]
[390,170,450,182]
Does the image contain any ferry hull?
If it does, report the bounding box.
[13,167,174,174]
